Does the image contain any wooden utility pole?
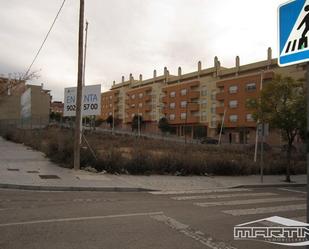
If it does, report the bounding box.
[73,0,85,170]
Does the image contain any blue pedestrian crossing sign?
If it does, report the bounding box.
[279,0,309,66]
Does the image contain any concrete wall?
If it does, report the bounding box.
[0,95,21,120]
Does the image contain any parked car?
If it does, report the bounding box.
[200,137,218,145]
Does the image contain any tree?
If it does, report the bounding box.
[249,74,306,182]
[50,112,61,122]
[131,114,143,132]
[158,117,170,133]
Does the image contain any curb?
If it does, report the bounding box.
[232,183,306,188]
[0,183,156,192]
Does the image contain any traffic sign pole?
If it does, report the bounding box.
[305,61,309,249]
[278,0,309,229]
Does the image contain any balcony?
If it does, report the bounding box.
[188,103,199,111]
[162,96,168,103]
[125,99,131,105]
[189,91,200,99]
[144,95,151,102]
[186,116,199,123]
[216,92,225,100]
[162,107,169,113]
[216,106,225,114]
[217,82,225,88]
[189,81,199,88]
[144,86,152,93]
[144,104,152,112]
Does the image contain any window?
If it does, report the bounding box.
[139,93,143,98]
[181,89,187,96]
[246,114,254,122]
[229,85,238,93]
[229,100,238,108]
[201,99,207,108]
[180,101,187,108]
[211,90,217,100]
[131,104,135,108]
[201,87,207,96]
[169,114,175,120]
[109,112,112,116]
[246,83,256,92]
[109,95,113,100]
[229,115,238,122]
[138,103,143,108]
[131,94,135,99]
[169,102,175,109]
[180,113,187,120]
[131,113,135,118]
[109,103,112,108]
[170,91,176,98]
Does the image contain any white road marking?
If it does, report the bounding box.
[151,214,237,249]
[278,188,307,194]
[0,211,164,227]
[172,192,277,201]
[195,197,305,207]
[223,204,306,216]
[150,188,251,195]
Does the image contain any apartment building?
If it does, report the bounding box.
[50,101,64,115]
[100,47,306,143]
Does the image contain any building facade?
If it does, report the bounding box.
[50,101,64,115]
[100,48,306,144]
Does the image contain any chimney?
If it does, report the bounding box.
[113,80,116,86]
[129,73,133,83]
[122,76,125,83]
[214,56,219,68]
[267,47,272,69]
[178,66,182,76]
[198,61,202,72]
[164,67,168,77]
[139,74,143,81]
[153,70,157,78]
[235,56,240,75]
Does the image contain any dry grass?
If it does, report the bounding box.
[0,127,305,176]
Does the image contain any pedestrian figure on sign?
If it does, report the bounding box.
[297,5,309,49]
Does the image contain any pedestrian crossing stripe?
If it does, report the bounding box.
[195,197,305,207]
[223,204,306,216]
[171,192,277,201]
[279,0,309,66]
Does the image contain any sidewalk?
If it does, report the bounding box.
[0,137,306,192]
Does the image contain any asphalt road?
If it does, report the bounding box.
[0,186,307,249]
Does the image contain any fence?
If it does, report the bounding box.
[0,116,49,130]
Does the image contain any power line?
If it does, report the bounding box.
[0,0,67,96]
[23,0,67,79]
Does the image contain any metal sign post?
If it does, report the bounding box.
[278,0,309,235]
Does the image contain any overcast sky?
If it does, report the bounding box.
[0,0,286,101]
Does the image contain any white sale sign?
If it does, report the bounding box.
[63,84,101,117]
